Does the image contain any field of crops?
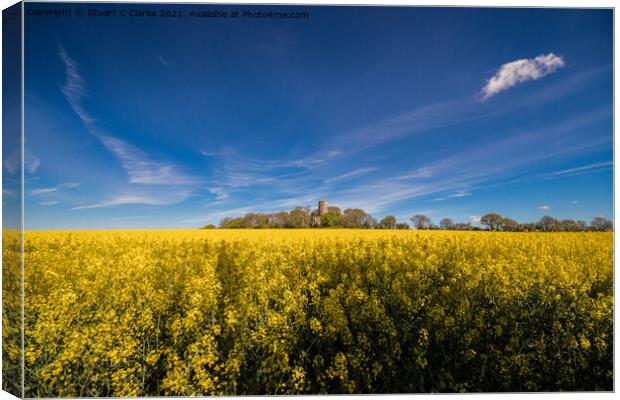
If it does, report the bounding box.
[4,229,613,396]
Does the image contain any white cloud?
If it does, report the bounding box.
[39,201,58,206]
[538,205,550,211]
[323,65,603,159]
[481,53,565,99]
[469,215,481,223]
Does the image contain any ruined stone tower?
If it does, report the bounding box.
[318,200,328,216]
[313,200,328,226]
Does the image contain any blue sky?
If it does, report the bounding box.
[18,4,612,229]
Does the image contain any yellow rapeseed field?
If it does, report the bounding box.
[4,229,613,395]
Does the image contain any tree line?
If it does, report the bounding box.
[206,206,613,232]
[411,213,613,232]
[216,206,381,229]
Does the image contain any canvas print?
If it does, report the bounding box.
[2,2,614,397]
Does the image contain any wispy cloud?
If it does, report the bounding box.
[4,152,20,175]
[433,190,472,202]
[205,105,608,219]
[399,108,610,185]
[25,149,42,174]
[200,149,220,157]
[31,188,59,195]
[158,56,170,67]
[4,148,41,175]
[208,187,229,201]
[99,135,196,185]
[59,47,196,187]
[332,98,476,151]
[547,161,612,178]
[191,65,606,216]
[30,182,79,196]
[323,64,600,159]
[54,44,608,222]
[73,191,190,210]
[58,46,94,125]
[58,46,198,207]
[180,194,318,226]
[572,200,580,205]
[203,146,340,201]
[538,205,550,211]
[39,201,59,206]
[449,190,471,198]
[181,102,609,224]
[324,106,610,215]
[397,167,435,180]
[481,53,566,99]
[325,167,376,184]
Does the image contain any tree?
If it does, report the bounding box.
[521,222,538,232]
[217,204,378,229]
[379,215,397,229]
[320,212,341,227]
[202,224,216,229]
[220,217,244,228]
[242,212,271,228]
[342,208,375,228]
[410,214,432,230]
[270,211,290,228]
[560,219,580,232]
[319,207,343,227]
[454,222,472,230]
[395,223,410,230]
[327,206,342,216]
[501,218,521,232]
[310,209,320,227]
[590,216,613,232]
[538,216,560,232]
[439,218,454,230]
[480,213,503,231]
[288,207,311,228]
